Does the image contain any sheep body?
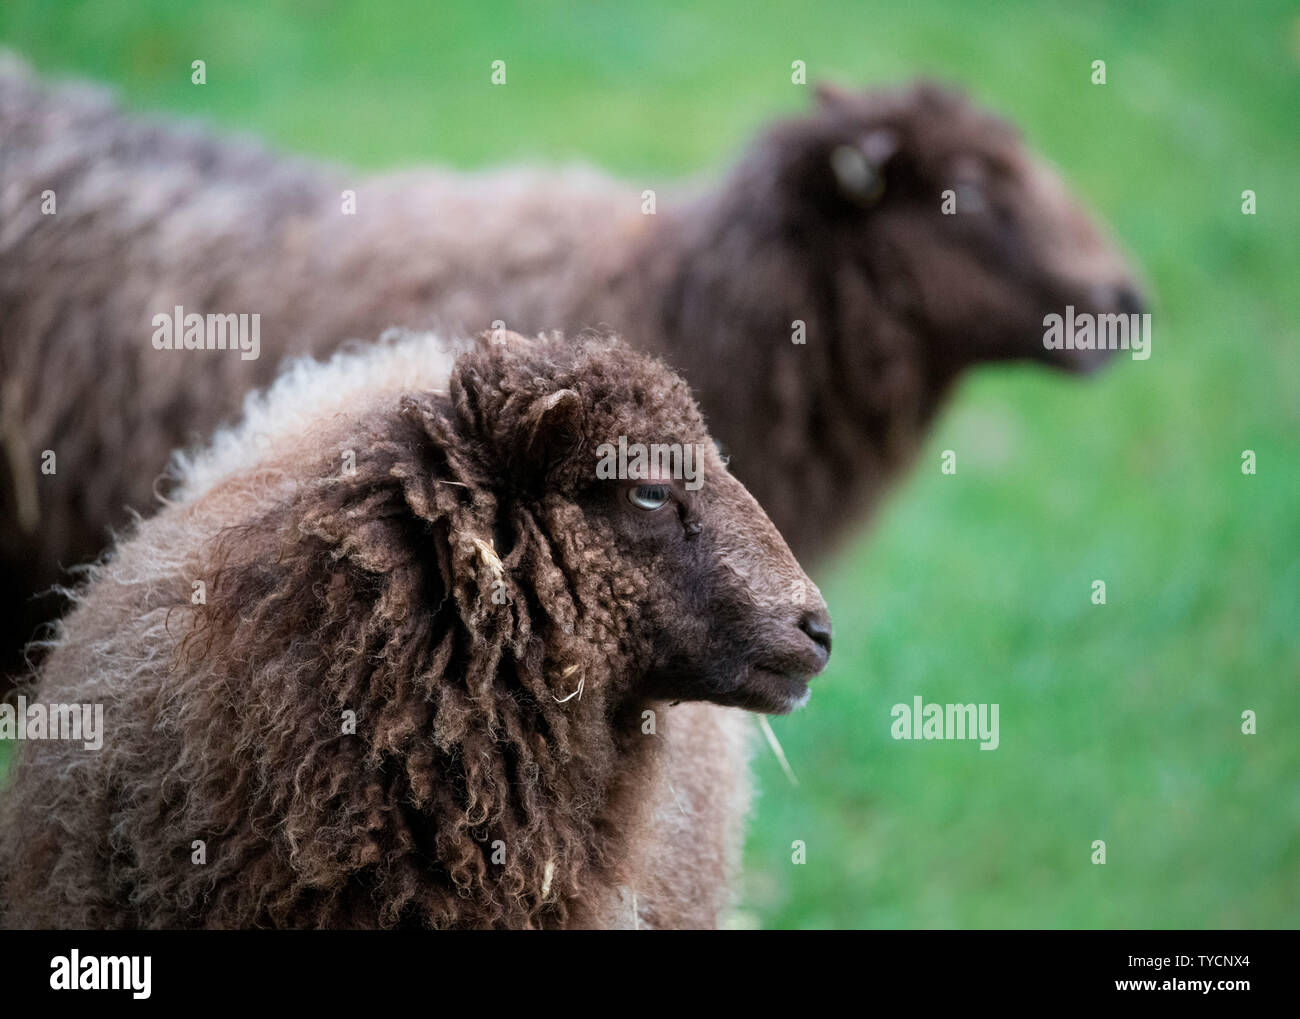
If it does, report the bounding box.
[0,330,820,929]
[0,55,1143,672]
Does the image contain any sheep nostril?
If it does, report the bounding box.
[1115,285,1145,316]
[798,610,833,661]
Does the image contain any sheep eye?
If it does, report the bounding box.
[627,484,671,511]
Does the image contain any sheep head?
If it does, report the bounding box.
[444,330,832,715]
[744,79,1146,374]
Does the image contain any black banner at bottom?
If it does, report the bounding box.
[0,930,1279,1006]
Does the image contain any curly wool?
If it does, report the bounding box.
[0,331,789,929]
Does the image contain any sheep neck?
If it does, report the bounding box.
[606,200,958,563]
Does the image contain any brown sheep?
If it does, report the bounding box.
[0,329,831,929]
[0,56,1143,677]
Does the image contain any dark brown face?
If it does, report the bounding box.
[772,81,1146,374]
[591,452,833,714]
[461,332,832,715]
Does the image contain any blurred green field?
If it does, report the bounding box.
[1,0,1296,928]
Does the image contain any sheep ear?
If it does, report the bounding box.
[830,129,899,206]
[830,145,879,203]
[524,388,584,474]
[861,128,900,165]
[814,81,857,111]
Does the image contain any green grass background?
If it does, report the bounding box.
[1,0,1296,928]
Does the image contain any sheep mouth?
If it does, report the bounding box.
[1036,282,1148,375]
[738,664,817,715]
[1040,340,1121,376]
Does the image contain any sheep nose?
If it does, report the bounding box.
[798,608,833,663]
[1093,281,1145,316]
[1115,284,1146,316]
